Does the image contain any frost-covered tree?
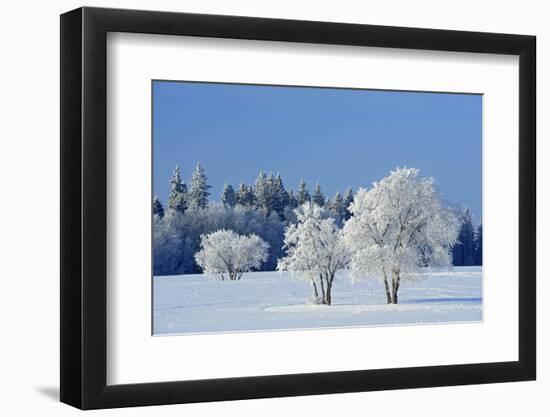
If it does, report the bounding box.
[195,229,269,280]
[473,221,483,266]
[153,196,164,218]
[221,183,236,208]
[254,171,272,213]
[271,174,289,218]
[236,183,255,207]
[452,208,475,266]
[189,162,211,208]
[343,168,458,304]
[343,187,354,220]
[167,165,188,214]
[264,210,286,268]
[278,203,350,305]
[328,191,346,225]
[297,180,310,205]
[312,182,326,207]
[153,202,286,275]
[153,210,195,275]
[287,189,298,208]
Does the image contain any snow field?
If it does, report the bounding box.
[153,266,482,335]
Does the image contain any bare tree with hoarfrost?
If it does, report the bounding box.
[343,167,458,304]
[195,229,269,281]
[277,203,350,305]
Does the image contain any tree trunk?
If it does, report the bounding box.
[318,275,326,304]
[311,279,319,300]
[325,274,333,306]
[383,276,392,304]
[390,273,401,304]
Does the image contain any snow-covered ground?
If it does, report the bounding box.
[153,266,482,335]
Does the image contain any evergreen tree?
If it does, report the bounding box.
[254,171,272,212]
[343,187,354,220]
[152,196,165,218]
[271,174,289,217]
[328,191,346,224]
[473,221,483,265]
[236,183,255,207]
[221,183,236,207]
[297,179,310,205]
[452,208,475,266]
[287,189,298,208]
[189,162,211,209]
[167,165,188,214]
[312,182,326,207]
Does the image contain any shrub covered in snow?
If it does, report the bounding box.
[195,229,269,281]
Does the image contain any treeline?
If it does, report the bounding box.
[153,163,354,275]
[452,208,483,266]
[153,162,482,275]
[219,172,355,226]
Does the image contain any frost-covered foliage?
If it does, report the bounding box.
[235,183,255,207]
[154,162,471,299]
[473,221,483,265]
[343,167,458,304]
[253,171,289,219]
[312,182,326,207]
[296,179,311,205]
[189,162,211,209]
[152,196,164,219]
[287,189,298,208]
[277,203,350,305]
[271,174,289,217]
[343,187,354,221]
[195,230,269,280]
[167,166,188,214]
[153,204,285,276]
[328,191,346,226]
[221,183,236,208]
[452,208,483,266]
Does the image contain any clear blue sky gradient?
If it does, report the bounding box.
[153,81,482,219]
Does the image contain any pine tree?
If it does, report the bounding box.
[236,183,255,207]
[297,179,310,205]
[221,183,236,207]
[452,208,475,266]
[287,189,298,208]
[152,196,165,218]
[271,174,289,217]
[329,191,346,224]
[312,182,326,207]
[254,171,272,212]
[167,165,188,214]
[343,187,354,220]
[189,162,211,209]
[473,221,483,266]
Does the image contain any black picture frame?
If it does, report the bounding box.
[60,6,536,410]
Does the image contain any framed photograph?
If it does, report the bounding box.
[60,7,536,409]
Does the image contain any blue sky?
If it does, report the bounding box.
[153,81,482,219]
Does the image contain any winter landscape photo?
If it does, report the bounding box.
[152,81,483,335]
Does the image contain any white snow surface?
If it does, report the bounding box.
[153,266,482,335]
